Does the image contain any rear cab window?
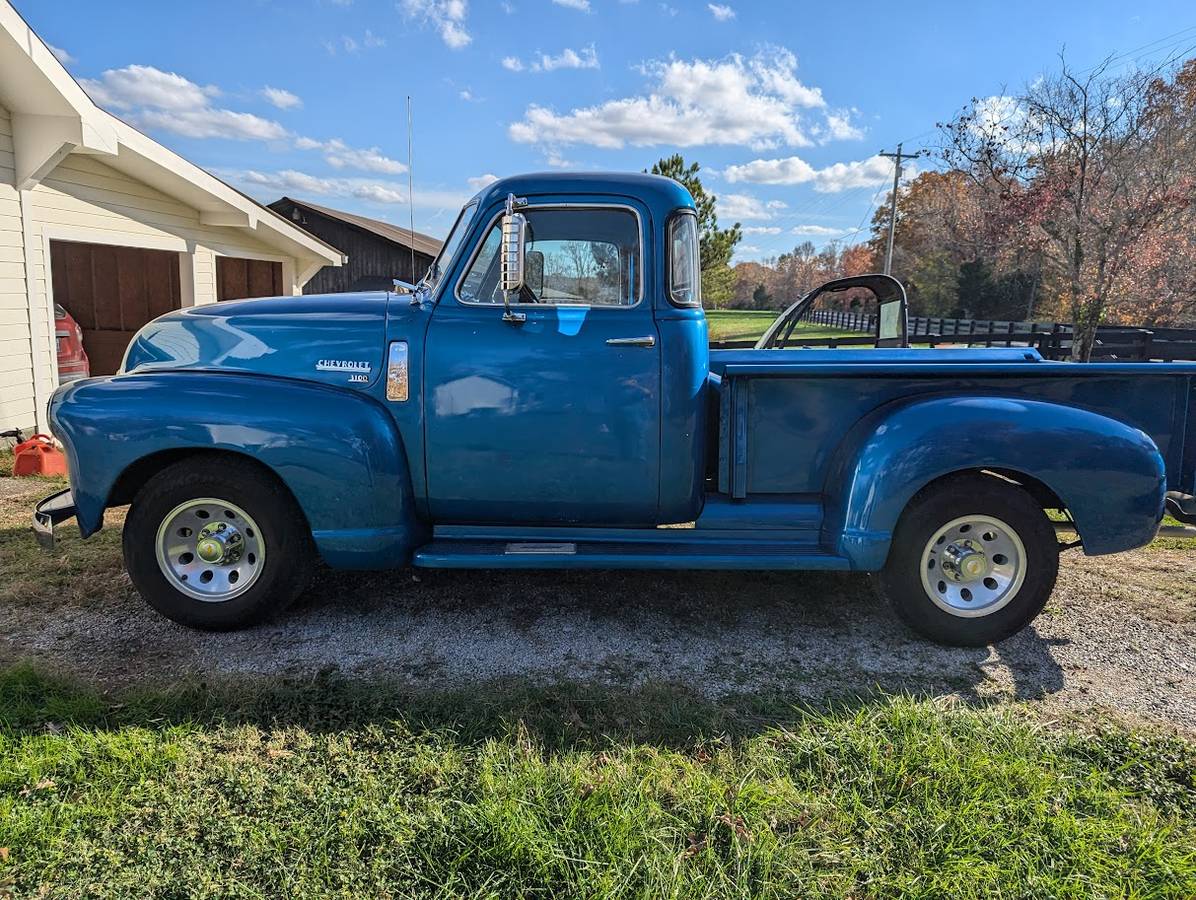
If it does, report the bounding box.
[668,212,701,308]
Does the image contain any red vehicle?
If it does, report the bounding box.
[54,303,89,384]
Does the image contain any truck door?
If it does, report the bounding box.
[424,202,661,525]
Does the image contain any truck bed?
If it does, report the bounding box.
[709,348,1196,500]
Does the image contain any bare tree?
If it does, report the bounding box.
[941,56,1193,359]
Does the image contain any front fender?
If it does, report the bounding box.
[49,372,427,568]
[823,396,1166,570]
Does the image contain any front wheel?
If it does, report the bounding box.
[123,456,315,630]
[875,473,1059,646]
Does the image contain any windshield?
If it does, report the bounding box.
[422,201,477,290]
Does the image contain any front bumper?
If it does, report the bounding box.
[32,488,78,550]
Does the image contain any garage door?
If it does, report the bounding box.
[49,240,181,377]
[216,257,283,301]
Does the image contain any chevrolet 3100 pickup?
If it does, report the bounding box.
[34,173,1196,645]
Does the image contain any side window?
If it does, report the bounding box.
[668,212,701,307]
[458,207,640,306]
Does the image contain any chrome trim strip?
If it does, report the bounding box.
[606,336,656,347]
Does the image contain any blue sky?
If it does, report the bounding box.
[21,0,1196,261]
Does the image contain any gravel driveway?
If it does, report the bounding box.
[2,478,1194,730]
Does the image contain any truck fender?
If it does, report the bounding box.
[822,395,1166,570]
[49,372,427,568]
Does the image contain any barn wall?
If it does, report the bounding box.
[274,203,435,294]
[0,104,37,431]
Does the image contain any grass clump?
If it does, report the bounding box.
[1,665,1194,898]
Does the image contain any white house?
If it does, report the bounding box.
[0,1,343,433]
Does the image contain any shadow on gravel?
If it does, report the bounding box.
[0,659,1063,752]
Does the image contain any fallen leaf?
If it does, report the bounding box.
[0,847,8,861]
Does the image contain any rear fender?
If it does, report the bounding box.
[823,396,1166,570]
[49,372,426,568]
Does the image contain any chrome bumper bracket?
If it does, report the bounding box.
[32,488,77,551]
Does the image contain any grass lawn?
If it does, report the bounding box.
[705,310,855,344]
[2,666,1195,898]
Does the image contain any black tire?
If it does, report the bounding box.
[875,473,1059,646]
[123,456,315,630]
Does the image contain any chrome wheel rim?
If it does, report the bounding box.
[154,498,265,602]
[920,515,1025,618]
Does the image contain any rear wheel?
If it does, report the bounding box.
[123,456,314,630]
[875,473,1059,646]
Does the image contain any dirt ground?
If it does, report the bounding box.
[2,477,1194,730]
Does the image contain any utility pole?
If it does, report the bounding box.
[878,143,921,275]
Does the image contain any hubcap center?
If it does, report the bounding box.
[941,541,989,582]
[196,522,242,565]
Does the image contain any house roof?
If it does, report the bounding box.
[278,197,444,259]
[0,0,343,271]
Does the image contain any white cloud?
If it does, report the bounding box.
[545,150,577,168]
[139,108,290,141]
[791,224,849,236]
[400,0,471,48]
[819,110,864,142]
[505,45,599,73]
[717,193,787,221]
[295,137,408,175]
[235,169,468,212]
[82,64,219,112]
[724,153,903,192]
[83,65,291,141]
[242,169,405,202]
[467,173,499,190]
[742,225,782,235]
[261,86,302,110]
[708,3,735,20]
[509,47,827,151]
[47,43,74,64]
[552,0,591,9]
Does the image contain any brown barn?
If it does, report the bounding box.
[268,198,443,294]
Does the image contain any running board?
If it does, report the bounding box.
[412,538,851,570]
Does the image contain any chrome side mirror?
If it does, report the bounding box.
[500,193,527,323]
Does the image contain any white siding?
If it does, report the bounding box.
[0,105,36,431]
[31,154,284,308]
[0,112,313,433]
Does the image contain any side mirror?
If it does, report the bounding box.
[499,193,528,323]
[500,211,527,294]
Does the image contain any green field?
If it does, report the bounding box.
[2,666,1195,898]
[705,310,854,344]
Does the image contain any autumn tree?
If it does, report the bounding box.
[941,56,1195,359]
[648,154,742,307]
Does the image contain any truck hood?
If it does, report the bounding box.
[121,292,420,391]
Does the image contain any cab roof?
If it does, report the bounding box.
[473,172,696,218]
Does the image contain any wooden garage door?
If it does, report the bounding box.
[216,257,283,301]
[49,240,181,376]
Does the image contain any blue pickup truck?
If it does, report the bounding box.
[35,173,1196,645]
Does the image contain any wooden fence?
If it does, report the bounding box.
[805,309,1196,361]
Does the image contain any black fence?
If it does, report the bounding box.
[805,309,1196,361]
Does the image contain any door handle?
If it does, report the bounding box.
[606,335,656,347]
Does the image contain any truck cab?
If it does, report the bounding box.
[36,173,1196,646]
[417,174,707,526]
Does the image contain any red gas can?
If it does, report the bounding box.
[11,434,68,477]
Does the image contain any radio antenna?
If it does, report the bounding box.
[406,95,417,289]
